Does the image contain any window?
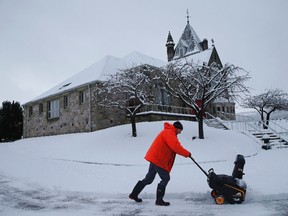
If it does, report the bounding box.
[64,96,69,108]
[156,84,169,105]
[226,107,230,113]
[79,91,84,104]
[39,103,43,114]
[212,107,216,115]
[28,106,33,117]
[180,49,184,57]
[48,99,59,119]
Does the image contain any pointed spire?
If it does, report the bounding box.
[166,31,175,46]
[166,31,175,62]
[186,9,190,24]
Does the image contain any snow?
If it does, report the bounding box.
[28,51,166,104]
[0,120,288,215]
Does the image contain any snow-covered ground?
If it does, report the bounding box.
[0,120,288,215]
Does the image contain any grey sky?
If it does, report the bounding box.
[1,0,287,105]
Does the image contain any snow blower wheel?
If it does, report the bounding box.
[211,190,217,198]
[215,195,225,205]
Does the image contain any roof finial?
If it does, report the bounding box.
[186,9,190,24]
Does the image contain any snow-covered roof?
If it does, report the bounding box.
[173,22,203,59]
[28,51,166,103]
[171,47,214,65]
[186,47,213,64]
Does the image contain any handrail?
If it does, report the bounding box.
[267,120,288,134]
[219,115,288,147]
[205,112,216,119]
[127,104,194,116]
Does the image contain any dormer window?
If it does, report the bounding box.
[59,83,71,90]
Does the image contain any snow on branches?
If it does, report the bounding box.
[242,89,288,128]
[163,58,250,138]
[164,59,250,114]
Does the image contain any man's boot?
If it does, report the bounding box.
[155,184,170,206]
[129,181,146,202]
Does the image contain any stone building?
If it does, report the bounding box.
[23,17,235,138]
[23,53,169,138]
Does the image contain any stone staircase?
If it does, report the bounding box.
[251,131,288,149]
[204,118,229,130]
[204,113,288,149]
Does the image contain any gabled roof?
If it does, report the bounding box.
[28,51,166,103]
[173,22,203,59]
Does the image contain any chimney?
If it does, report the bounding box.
[200,38,208,50]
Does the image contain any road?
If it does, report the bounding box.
[0,174,287,216]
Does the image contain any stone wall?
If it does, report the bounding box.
[23,83,132,138]
[23,87,91,137]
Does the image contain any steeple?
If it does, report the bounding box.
[186,9,190,24]
[173,12,203,60]
[166,31,175,62]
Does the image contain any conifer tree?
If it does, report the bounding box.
[0,101,23,142]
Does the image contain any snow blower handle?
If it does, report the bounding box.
[189,156,209,178]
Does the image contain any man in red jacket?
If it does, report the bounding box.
[129,121,191,206]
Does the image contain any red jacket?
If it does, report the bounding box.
[145,122,191,173]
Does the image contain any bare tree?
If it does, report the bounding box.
[97,65,157,137]
[164,59,250,139]
[242,89,288,129]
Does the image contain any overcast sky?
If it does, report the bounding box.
[1,0,287,105]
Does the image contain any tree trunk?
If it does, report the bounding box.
[260,112,268,129]
[198,113,204,139]
[265,113,271,128]
[131,114,137,137]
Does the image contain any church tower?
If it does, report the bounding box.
[164,10,235,120]
[166,31,175,62]
[166,10,205,62]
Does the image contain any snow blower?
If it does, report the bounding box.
[190,154,247,205]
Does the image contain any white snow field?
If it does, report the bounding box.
[0,120,288,215]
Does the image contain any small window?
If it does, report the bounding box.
[212,107,216,115]
[48,99,60,119]
[64,96,69,108]
[39,103,43,114]
[28,106,33,117]
[180,49,184,57]
[226,107,229,113]
[79,91,84,104]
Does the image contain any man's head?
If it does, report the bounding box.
[173,121,183,134]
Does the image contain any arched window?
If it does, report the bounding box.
[156,83,169,105]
